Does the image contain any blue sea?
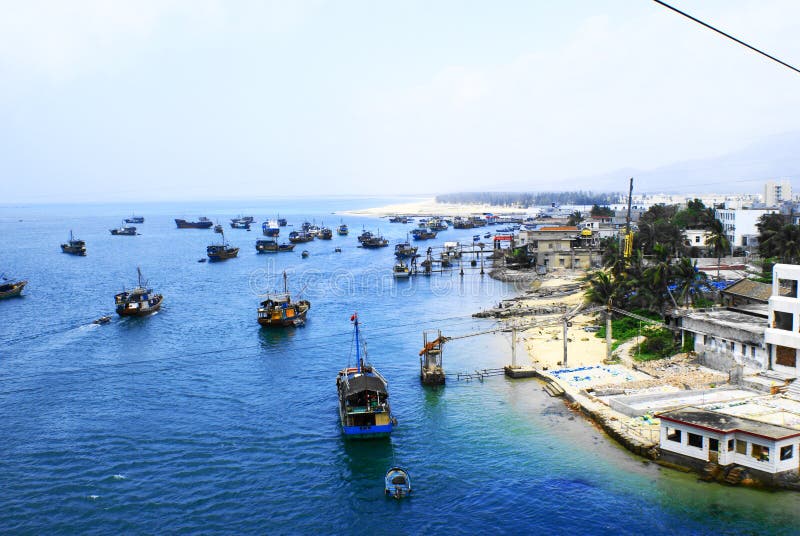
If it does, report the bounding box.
[1,198,799,535]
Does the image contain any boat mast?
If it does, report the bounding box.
[283,271,288,294]
[137,266,143,287]
[353,313,361,373]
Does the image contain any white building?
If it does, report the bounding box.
[765,180,793,207]
[765,264,800,377]
[657,406,800,480]
[715,206,778,250]
[682,229,711,249]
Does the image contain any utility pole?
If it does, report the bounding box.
[511,325,517,368]
[563,317,569,367]
[606,299,613,363]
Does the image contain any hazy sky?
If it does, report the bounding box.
[2,0,799,203]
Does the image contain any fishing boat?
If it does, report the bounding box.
[288,231,314,243]
[384,467,411,499]
[473,234,481,241]
[207,231,239,261]
[257,271,310,327]
[114,267,163,317]
[60,230,87,255]
[277,217,288,227]
[394,240,417,259]
[0,276,27,299]
[230,219,251,230]
[110,223,137,235]
[357,230,373,243]
[124,214,144,224]
[337,223,349,235]
[362,235,389,248]
[336,313,395,438]
[262,219,280,237]
[256,239,295,253]
[392,261,411,278]
[301,250,310,258]
[175,217,213,229]
[411,228,437,240]
[428,217,448,231]
[318,226,333,240]
[388,216,409,224]
[214,223,224,234]
[484,232,492,239]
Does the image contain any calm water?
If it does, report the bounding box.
[1,198,799,535]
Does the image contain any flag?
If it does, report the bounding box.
[350,313,357,321]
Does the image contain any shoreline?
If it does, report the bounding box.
[337,197,529,218]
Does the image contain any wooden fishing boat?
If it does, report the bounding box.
[207,231,239,260]
[124,214,144,224]
[384,467,411,499]
[361,235,389,248]
[256,238,279,253]
[60,230,87,255]
[0,277,27,299]
[288,231,314,243]
[337,313,395,439]
[257,271,310,327]
[411,228,437,240]
[318,227,333,240]
[337,223,349,235]
[114,267,163,317]
[110,223,137,235]
[392,261,411,278]
[394,241,417,259]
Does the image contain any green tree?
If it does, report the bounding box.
[772,225,800,264]
[706,218,730,280]
[567,211,584,226]
[590,204,614,217]
[584,270,618,307]
[670,257,708,307]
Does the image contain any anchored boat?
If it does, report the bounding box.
[411,228,437,240]
[385,467,411,499]
[337,223,349,235]
[110,223,137,235]
[0,276,27,299]
[114,267,163,317]
[394,240,418,259]
[60,230,87,255]
[392,261,411,278]
[317,226,333,240]
[257,271,310,327]
[262,219,280,237]
[124,214,144,224]
[175,217,213,229]
[336,313,395,439]
[288,231,314,243]
[207,231,239,261]
[256,239,295,253]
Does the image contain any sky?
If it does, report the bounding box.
[1,0,800,203]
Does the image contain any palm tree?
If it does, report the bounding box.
[643,244,673,312]
[584,270,618,307]
[772,225,800,264]
[706,219,730,280]
[671,257,708,307]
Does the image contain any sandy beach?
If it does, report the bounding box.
[338,197,529,217]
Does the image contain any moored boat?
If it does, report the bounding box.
[61,230,87,255]
[301,250,310,258]
[288,231,314,243]
[257,271,310,327]
[317,227,333,240]
[362,235,389,248]
[262,219,280,237]
[124,214,144,224]
[0,276,27,299]
[357,230,373,243]
[230,219,251,230]
[392,261,411,278]
[207,231,239,261]
[110,223,137,235]
[337,223,349,235]
[114,267,163,316]
[411,228,437,240]
[394,241,417,259]
[337,313,395,438]
[385,467,411,499]
[175,217,213,229]
[277,217,288,227]
[256,238,279,253]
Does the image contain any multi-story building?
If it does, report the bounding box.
[714,205,778,250]
[765,264,800,377]
[764,180,793,207]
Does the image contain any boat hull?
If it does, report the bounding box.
[0,281,27,299]
[175,219,213,229]
[207,247,239,260]
[341,423,393,438]
[116,295,163,317]
[61,245,86,256]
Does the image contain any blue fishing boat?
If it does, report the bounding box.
[337,223,349,235]
[336,313,395,439]
[262,219,280,237]
[385,467,411,499]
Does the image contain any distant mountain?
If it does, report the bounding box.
[487,131,800,195]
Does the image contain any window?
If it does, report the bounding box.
[736,439,747,455]
[781,445,794,461]
[709,438,719,452]
[727,439,734,451]
[688,433,703,449]
[729,341,735,352]
[695,235,700,243]
[742,344,747,356]
[751,444,770,462]
[751,346,756,358]
[776,345,797,367]
[774,311,793,331]
[704,335,708,345]
[667,428,681,443]
[558,258,565,267]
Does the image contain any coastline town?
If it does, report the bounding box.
[351,180,800,491]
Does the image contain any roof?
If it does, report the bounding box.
[538,226,578,232]
[657,406,800,441]
[721,278,781,303]
[341,373,388,397]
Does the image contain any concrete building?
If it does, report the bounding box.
[765,180,793,207]
[679,307,768,373]
[516,226,599,270]
[657,406,800,482]
[765,264,800,378]
[714,206,778,250]
[682,229,711,249]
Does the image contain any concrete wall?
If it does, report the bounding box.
[766,264,800,377]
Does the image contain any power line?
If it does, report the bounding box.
[653,0,800,75]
